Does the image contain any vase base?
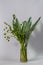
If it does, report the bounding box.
[20,59,28,62]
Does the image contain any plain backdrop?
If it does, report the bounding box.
[0,0,43,63]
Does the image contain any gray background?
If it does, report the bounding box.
[0,0,43,64]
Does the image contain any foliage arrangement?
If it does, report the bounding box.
[3,14,41,62]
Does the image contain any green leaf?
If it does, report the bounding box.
[13,14,16,19]
[30,17,41,34]
[21,21,27,34]
[28,17,32,23]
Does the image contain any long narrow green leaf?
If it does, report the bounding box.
[30,17,41,33]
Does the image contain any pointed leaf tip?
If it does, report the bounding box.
[13,14,16,19]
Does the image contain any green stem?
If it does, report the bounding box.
[20,44,28,62]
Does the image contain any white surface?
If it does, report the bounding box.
[0,58,43,65]
[0,0,43,65]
